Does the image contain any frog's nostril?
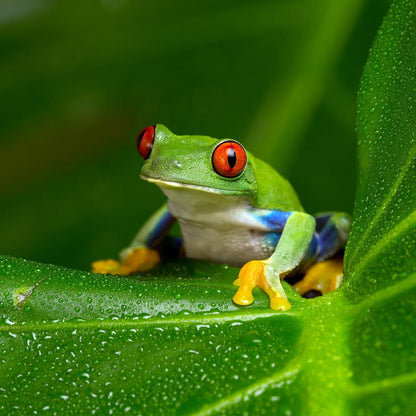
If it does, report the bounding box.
[174,160,182,168]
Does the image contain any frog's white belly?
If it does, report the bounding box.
[177,220,270,267]
[158,184,274,267]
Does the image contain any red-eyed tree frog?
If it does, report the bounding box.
[93,125,351,310]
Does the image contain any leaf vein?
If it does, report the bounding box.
[349,209,416,280]
[351,272,416,313]
[349,140,416,269]
[186,366,299,416]
[348,371,416,399]
[0,310,300,334]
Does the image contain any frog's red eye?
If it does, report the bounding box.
[212,140,247,178]
[137,125,155,160]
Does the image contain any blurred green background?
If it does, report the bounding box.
[0,0,390,270]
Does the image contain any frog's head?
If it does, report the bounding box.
[137,124,256,197]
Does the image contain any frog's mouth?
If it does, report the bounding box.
[140,174,245,196]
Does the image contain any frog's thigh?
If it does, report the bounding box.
[315,212,351,261]
[294,258,344,295]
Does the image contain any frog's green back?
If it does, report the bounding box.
[249,155,304,212]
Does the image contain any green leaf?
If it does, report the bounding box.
[1,0,416,415]
[345,0,416,299]
[0,256,347,415]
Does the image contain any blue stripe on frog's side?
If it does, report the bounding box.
[141,203,349,272]
[262,232,282,252]
[255,209,293,231]
[257,209,316,269]
[314,212,350,261]
[300,212,350,266]
[258,210,349,270]
[316,222,340,259]
[302,233,319,265]
[146,210,176,248]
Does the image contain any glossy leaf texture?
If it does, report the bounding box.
[1,0,416,415]
[0,257,350,415]
[343,0,416,410]
[345,0,416,299]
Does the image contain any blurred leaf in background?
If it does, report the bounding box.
[0,0,391,269]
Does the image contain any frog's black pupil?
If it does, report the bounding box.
[227,149,237,168]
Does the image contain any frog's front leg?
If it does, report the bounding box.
[92,203,177,275]
[233,260,291,310]
[233,211,315,310]
[294,212,350,296]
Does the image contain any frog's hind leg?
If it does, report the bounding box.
[314,212,351,261]
[294,212,351,296]
[294,257,344,296]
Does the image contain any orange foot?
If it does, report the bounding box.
[294,258,344,296]
[233,260,291,311]
[92,247,160,275]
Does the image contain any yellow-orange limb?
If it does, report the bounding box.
[92,247,160,275]
[233,260,291,311]
[91,259,121,275]
[294,258,344,295]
